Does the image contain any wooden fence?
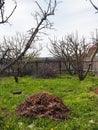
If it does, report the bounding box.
[20,58,66,76]
[1,58,98,76]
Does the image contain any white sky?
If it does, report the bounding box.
[0,0,98,57]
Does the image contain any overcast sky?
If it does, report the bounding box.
[1,0,98,57]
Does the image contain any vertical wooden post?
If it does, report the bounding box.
[59,60,61,75]
[36,61,38,74]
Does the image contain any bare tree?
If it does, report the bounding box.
[0,0,17,24]
[0,0,58,74]
[0,32,41,82]
[49,33,98,80]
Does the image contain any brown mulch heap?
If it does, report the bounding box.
[15,92,70,121]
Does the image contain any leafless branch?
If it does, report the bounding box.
[0,0,17,24]
[89,0,98,13]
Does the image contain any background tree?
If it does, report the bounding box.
[0,32,41,82]
[49,33,98,80]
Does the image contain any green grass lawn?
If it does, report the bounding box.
[0,75,98,130]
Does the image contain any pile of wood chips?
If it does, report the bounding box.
[15,92,70,121]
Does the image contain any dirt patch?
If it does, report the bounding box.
[91,88,98,95]
[15,92,70,121]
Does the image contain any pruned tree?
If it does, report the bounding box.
[49,33,98,80]
[0,0,17,24]
[0,0,58,75]
[0,32,41,82]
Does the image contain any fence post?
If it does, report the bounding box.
[59,60,62,75]
[35,61,38,75]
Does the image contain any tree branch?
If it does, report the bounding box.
[89,0,98,13]
[0,0,17,24]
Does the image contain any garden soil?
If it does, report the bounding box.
[15,92,70,121]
